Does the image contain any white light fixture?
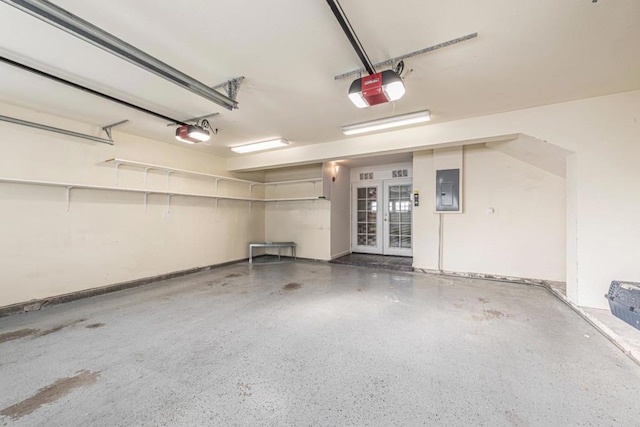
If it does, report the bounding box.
[332,163,340,182]
[175,124,210,144]
[231,138,289,154]
[341,110,431,136]
[348,70,406,108]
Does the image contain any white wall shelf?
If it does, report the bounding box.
[0,160,326,212]
[0,177,328,212]
[255,178,323,198]
[264,197,324,202]
[255,178,323,186]
[105,158,258,194]
[105,158,323,197]
[0,177,264,211]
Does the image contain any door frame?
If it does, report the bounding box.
[383,179,413,256]
[351,180,383,254]
[350,163,414,256]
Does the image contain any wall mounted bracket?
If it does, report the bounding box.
[166,113,219,127]
[334,33,478,80]
[102,119,129,141]
[212,77,245,104]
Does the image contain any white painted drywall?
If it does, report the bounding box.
[487,135,572,178]
[230,90,640,309]
[3,90,639,309]
[330,163,351,259]
[0,104,265,307]
[413,145,566,282]
[263,165,331,260]
[433,146,464,213]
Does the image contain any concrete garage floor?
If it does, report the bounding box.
[331,253,414,272]
[1,262,640,426]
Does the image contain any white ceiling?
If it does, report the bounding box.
[0,0,638,158]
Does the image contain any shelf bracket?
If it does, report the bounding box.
[144,192,150,211]
[166,171,173,190]
[249,183,255,197]
[215,178,220,193]
[165,194,172,215]
[214,198,219,211]
[114,161,121,186]
[143,167,151,188]
[65,186,73,212]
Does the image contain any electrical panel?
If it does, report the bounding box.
[436,169,460,212]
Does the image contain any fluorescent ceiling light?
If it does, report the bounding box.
[341,110,431,135]
[231,138,289,154]
[2,0,237,110]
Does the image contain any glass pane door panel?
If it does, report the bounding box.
[386,184,412,251]
[353,178,412,256]
[356,186,379,247]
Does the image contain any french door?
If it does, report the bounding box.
[352,179,413,256]
[383,179,413,256]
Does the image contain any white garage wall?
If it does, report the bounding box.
[3,91,638,310]
[0,104,265,307]
[413,145,566,282]
[230,90,640,309]
[329,163,351,259]
[263,165,331,260]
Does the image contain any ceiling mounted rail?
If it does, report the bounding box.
[0,56,189,126]
[326,0,376,75]
[166,113,219,127]
[334,33,479,80]
[1,0,238,110]
[0,114,114,145]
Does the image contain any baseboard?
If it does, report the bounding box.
[0,257,252,318]
[414,268,559,288]
[331,250,351,260]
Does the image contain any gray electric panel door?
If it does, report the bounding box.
[436,169,460,212]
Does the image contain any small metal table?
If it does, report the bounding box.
[249,242,297,264]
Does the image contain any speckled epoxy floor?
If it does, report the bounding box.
[1,261,639,426]
[330,253,414,272]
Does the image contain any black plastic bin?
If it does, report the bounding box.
[605,281,640,330]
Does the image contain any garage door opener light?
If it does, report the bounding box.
[348,70,406,108]
[175,124,210,144]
